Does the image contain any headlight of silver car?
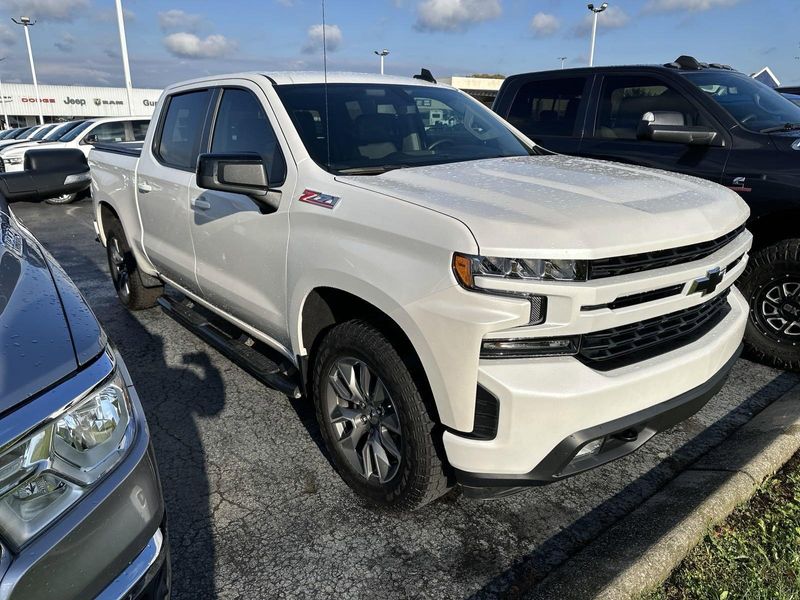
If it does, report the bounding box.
[3,156,23,165]
[0,370,134,550]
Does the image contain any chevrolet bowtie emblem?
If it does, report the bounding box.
[689,267,724,297]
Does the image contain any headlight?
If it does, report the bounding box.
[3,156,23,165]
[453,253,587,285]
[0,370,133,549]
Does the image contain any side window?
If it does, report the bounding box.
[156,90,212,170]
[595,75,710,140]
[507,77,587,137]
[131,120,150,141]
[211,89,287,185]
[88,121,126,143]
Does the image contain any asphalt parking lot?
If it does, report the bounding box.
[12,198,800,600]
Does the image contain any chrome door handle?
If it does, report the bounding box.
[137,181,152,194]
[191,198,211,210]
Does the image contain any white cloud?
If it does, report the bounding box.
[572,5,630,36]
[0,0,89,21]
[54,32,76,52]
[163,33,237,59]
[158,9,204,32]
[644,0,741,11]
[0,24,15,47]
[301,24,343,54]
[530,12,560,37]
[415,0,502,32]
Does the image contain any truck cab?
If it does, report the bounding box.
[493,56,800,371]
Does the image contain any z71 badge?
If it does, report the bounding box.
[298,189,341,209]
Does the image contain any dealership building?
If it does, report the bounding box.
[0,82,161,128]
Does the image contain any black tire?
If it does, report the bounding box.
[105,218,163,310]
[45,192,78,205]
[739,238,800,371]
[312,320,450,510]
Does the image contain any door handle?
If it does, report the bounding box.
[137,181,152,194]
[191,198,211,211]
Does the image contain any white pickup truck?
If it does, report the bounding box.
[89,71,752,509]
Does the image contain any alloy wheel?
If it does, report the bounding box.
[325,358,403,484]
[109,236,131,303]
[753,276,800,343]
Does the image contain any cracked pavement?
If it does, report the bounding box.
[12,199,799,599]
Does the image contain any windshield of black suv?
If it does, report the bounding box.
[275,83,532,174]
[683,71,800,133]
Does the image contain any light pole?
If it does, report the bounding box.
[558,56,567,70]
[12,17,43,124]
[0,58,8,129]
[587,3,608,67]
[374,49,389,75]
[115,0,134,116]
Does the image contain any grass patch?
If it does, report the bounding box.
[647,453,800,600]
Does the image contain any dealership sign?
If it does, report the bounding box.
[0,82,162,118]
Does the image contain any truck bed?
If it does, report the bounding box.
[92,141,143,157]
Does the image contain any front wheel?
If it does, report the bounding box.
[740,239,800,371]
[312,320,450,510]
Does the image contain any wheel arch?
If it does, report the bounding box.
[748,211,800,251]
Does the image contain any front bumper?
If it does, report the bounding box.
[444,286,747,487]
[0,351,169,600]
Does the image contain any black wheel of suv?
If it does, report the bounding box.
[740,238,800,371]
[105,219,163,310]
[45,192,78,205]
[312,320,450,510]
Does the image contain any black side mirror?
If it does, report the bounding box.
[0,148,91,203]
[637,111,718,146]
[84,134,98,144]
[197,153,271,197]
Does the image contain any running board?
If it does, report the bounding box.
[157,295,302,399]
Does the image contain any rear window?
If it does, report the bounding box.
[506,77,587,137]
[156,90,212,170]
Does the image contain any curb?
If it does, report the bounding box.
[532,382,800,600]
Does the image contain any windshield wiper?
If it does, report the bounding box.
[761,123,800,133]
[336,165,410,175]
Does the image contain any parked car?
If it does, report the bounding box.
[1,117,150,205]
[90,71,750,508]
[0,148,169,599]
[0,125,50,152]
[493,55,800,371]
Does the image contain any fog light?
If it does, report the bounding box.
[481,336,580,359]
[574,438,604,459]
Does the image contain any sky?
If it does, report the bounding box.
[0,0,796,89]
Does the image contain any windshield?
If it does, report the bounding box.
[275,83,531,174]
[59,120,95,142]
[11,127,33,139]
[29,125,57,141]
[683,71,800,132]
[43,121,82,141]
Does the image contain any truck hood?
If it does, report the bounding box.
[0,204,106,412]
[339,155,750,258]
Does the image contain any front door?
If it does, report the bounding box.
[577,73,729,183]
[188,83,295,348]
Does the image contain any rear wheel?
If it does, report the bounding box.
[312,320,450,510]
[45,192,78,205]
[105,219,163,310]
[740,239,800,371]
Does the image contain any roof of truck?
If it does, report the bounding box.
[165,71,445,91]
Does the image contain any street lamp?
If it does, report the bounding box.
[115,0,134,116]
[587,3,608,68]
[374,49,389,75]
[0,58,8,129]
[558,56,567,70]
[12,16,43,125]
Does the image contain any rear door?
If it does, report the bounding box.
[137,88,213,293]
[496,75,590,154]
[577,72,729,182]
[187,81,295,348]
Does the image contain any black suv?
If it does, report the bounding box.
[493,56,800,371]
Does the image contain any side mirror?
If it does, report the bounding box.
[0,148,91,203]
[637,111,718,146]
[197,153,271,198]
